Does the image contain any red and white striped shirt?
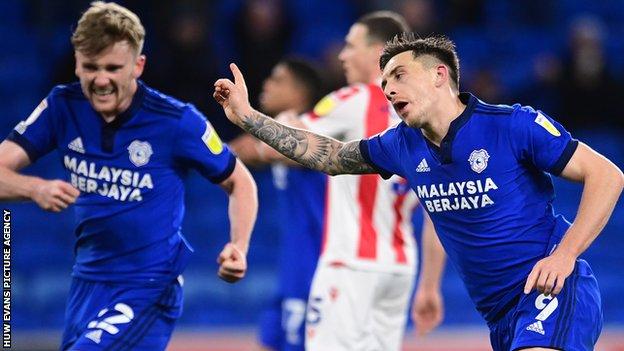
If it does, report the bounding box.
[301,83,419,274]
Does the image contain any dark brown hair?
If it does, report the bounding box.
[380,33,460,90]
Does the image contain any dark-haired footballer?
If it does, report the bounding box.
[214,32,624,351]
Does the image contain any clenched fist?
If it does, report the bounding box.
[31,179,80,212]
[217,242,247,283]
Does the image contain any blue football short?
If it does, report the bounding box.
[258,295,308,351]
[61,276,183,351]
[489,259,602,351]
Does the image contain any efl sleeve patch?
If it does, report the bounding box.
[15,98,48,134]
[312,95,337,117]
[6,94,57,162]
[534,112,561,137]
[201,121,224,154]
[510,107,575,173]
[174,106,235,182]
[311,86,361,118]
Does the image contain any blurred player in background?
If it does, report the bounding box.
[225,12,446,351]
[230,58,326,351]
[215,31,624,351]
[0,2,257,350]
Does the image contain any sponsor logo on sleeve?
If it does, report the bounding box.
[15,99,48,134]
[202,121,223,154]
[534,112,561,137]
[312,95,337,117]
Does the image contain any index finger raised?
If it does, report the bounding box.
[229,63,246,86]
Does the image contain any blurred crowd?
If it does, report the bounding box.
[10,0,624,141]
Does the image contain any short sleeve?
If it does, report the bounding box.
[6,95,57,162]
[173,106,236,183]
[510,107,578,175]
[300,85,367,139]
[359,124,404,179]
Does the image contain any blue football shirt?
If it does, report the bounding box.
[7,81,236,284]
[360,93,579,323]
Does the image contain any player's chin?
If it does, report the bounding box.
[404,119,420,129]
[404,115,423,129]
[91,102,116,115]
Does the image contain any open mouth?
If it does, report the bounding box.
[92,88,115,97]
[90,82,116,99]
[393,101,408,114]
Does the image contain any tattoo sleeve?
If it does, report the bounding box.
[240,110,376,175]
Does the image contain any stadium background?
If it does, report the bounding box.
[2,0,623,349]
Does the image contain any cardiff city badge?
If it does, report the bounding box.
[468,149,490,174]
[128,140,153,167]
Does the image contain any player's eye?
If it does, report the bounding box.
[82,64,97,71]
[106,65,122,72]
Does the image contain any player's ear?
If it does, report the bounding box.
[133,54,146,78]
[434,64,448,88]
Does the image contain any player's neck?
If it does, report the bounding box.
[422,93,466,146]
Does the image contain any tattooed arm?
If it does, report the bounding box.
[240,110,374,175]
[214,63,376,176]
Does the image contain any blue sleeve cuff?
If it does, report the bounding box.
[550,139,579,176]
[6,131,42,163]
[358,140,393,179]
[209,152,237,184]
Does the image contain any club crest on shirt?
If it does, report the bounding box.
[468,149,490,173]
[127,140,153,167]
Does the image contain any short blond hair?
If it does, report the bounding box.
[71,1,145,56]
